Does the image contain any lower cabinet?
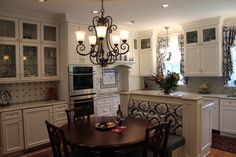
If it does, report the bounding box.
[23,106,53,149]
[203,97,219,130]
[1,110,24,154]
[220,99,236,135]
[0,101,68,155]
[201,100,214,156]
[95,95,120,117]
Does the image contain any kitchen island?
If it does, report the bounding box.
[120,90,216,157]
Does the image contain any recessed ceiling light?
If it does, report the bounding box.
[91,10,99,14]
[161,4,171,8]
[38,0,47,2]
[128,20,135,24]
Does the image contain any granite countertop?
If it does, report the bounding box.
[0,100,67,112]
[120,90,230,100]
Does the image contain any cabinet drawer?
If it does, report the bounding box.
[96,98,112,105]
[53,103,67,112]
[2,110,22,121]
[221,99,236,106]
[54,120,67,128]
[112,96,120,105]
[54,112,67,122]
[97,105,111,116]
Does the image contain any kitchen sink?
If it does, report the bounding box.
[227,95,236,97]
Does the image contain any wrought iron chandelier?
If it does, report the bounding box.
[75,0,129,67]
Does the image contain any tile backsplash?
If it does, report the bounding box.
[95,67,119,95]
[0,82,56,104]
[144,76,234,94]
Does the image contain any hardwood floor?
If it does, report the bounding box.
[207,148,236,157]
[16,148,236,157]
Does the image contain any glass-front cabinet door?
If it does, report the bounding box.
[0,16,18,41]
[202,26,217,44]
[20,43,40,80]
[41,44,59,80]
[186,30,199,45]
[20,20,40,43]
[0,41,20,81]
[41,23,59,44]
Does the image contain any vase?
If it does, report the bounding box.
[163,89,171,94]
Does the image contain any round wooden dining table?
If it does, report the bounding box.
[62,116,151,156]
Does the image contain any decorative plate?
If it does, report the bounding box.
[0,90,11,106]
[95,121,116,130]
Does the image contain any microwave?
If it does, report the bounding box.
[68,65,96,96]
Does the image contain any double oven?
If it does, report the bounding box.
[68,65,96,114]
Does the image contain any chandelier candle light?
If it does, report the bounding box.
[75,0,130,67]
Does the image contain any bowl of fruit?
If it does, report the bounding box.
[95,121,116,130]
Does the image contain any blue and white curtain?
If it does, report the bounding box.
[223,26,236,84]
[156,37,167,75]
[178,34,188,85]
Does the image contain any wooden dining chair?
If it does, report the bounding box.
[143,121,171,157]
[45,120,70,157]
[65,108,91,124]
[45,121,92,157]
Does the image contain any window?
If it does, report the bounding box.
[228,46,236,86]
[160,35,184,85]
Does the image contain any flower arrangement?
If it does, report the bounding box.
[152,71,179,94]
[198,82,209,94]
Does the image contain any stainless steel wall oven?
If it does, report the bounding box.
[68,65,96,113]
[69,65,96,96]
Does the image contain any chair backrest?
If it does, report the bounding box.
[65,107,91,124]
[45,121,70,157]
[143,121,171,157]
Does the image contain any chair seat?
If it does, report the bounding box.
[117,134,185,157]
[166,134,185,151]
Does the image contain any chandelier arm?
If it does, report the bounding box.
[118,42,129,55]
[76,43,91,56]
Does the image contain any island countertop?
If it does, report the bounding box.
[120,90,229,100]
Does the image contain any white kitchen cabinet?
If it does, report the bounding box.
[0,16,19,41]
[41,44,60,80]
[0,16,60,83]
[220,99,236,135]
[41,23,59,44]
[201,99,213,156]
[20,42,41,81]
[138,30,157,76]
[53,103,68,127]
[95,95,120,117]
[23,106,53,149]
[20,19,40,43]
[67,22,91,65]
[182,17,222,76]
[203,97,219,130]
[0,41,20,82]
[0,110,24,155]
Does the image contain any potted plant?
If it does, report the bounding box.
[152,71,179,94]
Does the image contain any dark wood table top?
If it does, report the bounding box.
[62,116,151,151]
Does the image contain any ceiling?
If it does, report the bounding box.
[1,0,236,31]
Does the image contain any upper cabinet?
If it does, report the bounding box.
[182,17,222,77]
[138,30,157,76]
[67,22,93,65]
[0,16,19,41]
[41,44,60,80]
[20,20,40,43]
[0,41,20,81]
[41,23,59,44]
[0,16,60,83]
